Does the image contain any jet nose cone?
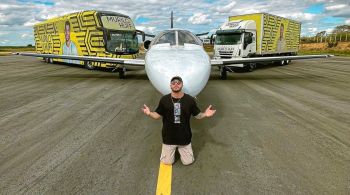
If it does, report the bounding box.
[145,45,211,96]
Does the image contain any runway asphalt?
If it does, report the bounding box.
[0,55,349,194]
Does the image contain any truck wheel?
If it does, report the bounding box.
[84,61,94,70]
[220,66,227,80]
[280,60,287,66]
[244,63,256,72]
[119,66,126,79]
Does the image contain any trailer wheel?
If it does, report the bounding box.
[280,60,287,66]
[84,61,94,70]
[220,66,227,80]
[119,66,126,79]
[244,63,256,72]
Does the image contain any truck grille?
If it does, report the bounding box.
[219,51,233,58]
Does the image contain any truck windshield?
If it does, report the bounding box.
[106,31,139,54]
[215,33,242,45]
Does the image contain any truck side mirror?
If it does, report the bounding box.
[144,40,151,50]
[210,34,215,45]
[248,36,252,44]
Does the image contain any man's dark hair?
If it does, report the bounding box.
[171,76,183,83]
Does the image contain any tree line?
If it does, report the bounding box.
[301,25,350,43]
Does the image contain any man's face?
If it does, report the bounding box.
[170,80,183,93]
[65,24,70,42]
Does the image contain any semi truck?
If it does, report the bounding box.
[213,13,301,75]
[33,10,140,77]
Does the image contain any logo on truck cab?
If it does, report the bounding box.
[227,22,239,28]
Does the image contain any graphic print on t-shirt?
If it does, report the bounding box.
[174,103,181,123]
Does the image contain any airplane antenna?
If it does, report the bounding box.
[171,11,173,29]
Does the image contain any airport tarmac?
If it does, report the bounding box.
[0,55,349,194]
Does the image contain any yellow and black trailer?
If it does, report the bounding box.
[34,10,139,69]
[228,13,301,55]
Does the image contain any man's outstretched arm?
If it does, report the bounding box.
[142,104,161,120]
[195,105,216,119]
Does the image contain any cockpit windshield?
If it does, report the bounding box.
[155,31,176,45]
[152,30,201,47]
[177,31,199,45]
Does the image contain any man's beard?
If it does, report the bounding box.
[171,87,182,93]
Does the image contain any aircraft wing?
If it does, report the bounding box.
[15,53,145,66]
[195,32,209,36]
[210,55,333,66]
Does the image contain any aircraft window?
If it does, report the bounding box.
[155,31,176,45]
[177,31,200,45]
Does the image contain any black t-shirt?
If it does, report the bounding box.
[155,93,201,145]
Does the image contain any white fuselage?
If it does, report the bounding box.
[145,43,211,97]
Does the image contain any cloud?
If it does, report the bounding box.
[21,33,33,39]
[325,4,347,11]
[176,17,183,22]
[325,28,333,34]
[188,13,212,25]
[324,2,350,17]
[136,25,156,33]
[346,19,350,24]
[308,27,318,34]
[0,39,9,45]
[215,1,236,13]
[280,12,316,21]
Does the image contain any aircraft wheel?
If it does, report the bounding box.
[220,66,227,80]
[84,61,94,70]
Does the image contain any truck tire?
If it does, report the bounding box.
[119,66,126,79]
[220,66,227,80]
[244,62,256,72]
[279,60,288,66]
[84,61,94,70]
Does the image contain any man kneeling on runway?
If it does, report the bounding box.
[142,76,216,165]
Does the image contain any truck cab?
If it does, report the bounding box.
[214,20,257,59]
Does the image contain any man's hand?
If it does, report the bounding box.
[142,104,151,116]
[204,105,216,117]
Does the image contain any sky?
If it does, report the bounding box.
[0,0,349,46]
